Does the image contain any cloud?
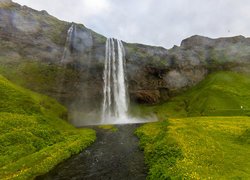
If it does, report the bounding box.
[13,0,250,48]
[13,0,110,22]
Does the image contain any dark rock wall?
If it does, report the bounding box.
[1,1,250,125]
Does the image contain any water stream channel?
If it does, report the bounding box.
[37,124,147,180]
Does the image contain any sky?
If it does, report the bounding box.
[13,0,250,48]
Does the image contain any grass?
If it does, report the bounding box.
[0,73,66,117]
[135,120,183,179]
[98,125,118,132]
[136,117,250,179]
[132,71,250,119]
[135,71,250,179]
[0,75,96,179]
[0,57,80,100]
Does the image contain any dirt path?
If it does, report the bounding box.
[37,124,147,180]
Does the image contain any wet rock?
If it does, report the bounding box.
[131,90,160,104]
[1,2,250,125]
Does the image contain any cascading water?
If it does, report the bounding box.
[102,38,129,124]
[61,30,156,125]
[61,24,75,62]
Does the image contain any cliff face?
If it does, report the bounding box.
[0,1,106,124]
[126,35,250,103]
[1,1,250,125]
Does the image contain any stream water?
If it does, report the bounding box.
[36,124,147,180]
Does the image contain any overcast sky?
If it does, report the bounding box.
[13,0,250,48]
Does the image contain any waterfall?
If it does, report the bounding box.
[61,24,75,63]
[102,38,128,124]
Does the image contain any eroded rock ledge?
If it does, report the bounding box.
[0,1,250,121]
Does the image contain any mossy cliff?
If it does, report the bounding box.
[1,1,250,125]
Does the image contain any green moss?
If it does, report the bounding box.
[42,19,68,46]
[0,57,79,97]
[92,31,106,44]
[0,75,96,179]
[133,71,250,118]
[98,125,118,132]
[0,2,14,8]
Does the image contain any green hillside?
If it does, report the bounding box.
[0,57,78,97]
[135,71,250,179]
[136,117,250,179]
[133,71,250,119]
[0,75,95,179]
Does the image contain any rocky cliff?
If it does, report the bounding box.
[1,1,250,125]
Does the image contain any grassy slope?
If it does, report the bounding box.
[135,71,250,179]
[133,71,250,119]
[136,117,250,179]
[0,75,95,179]
[0,57,79,96]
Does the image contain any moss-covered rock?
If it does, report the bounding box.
[1,1,250,125]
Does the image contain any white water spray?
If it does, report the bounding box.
[61,24,75,63]
[102,38,129,124]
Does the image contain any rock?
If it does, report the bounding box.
[164,70,188,89]
[180,35,214,49]
[131,90,160,104]
[0,0,12,5]
[0,2,250,124]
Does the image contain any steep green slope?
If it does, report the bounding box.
[0,75,95,179]
[183,71,250,116]
[0,57,79,101]
[132,71,250,119]
[0,73,67,117]
[135,71,250,179]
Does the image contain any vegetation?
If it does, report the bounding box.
[136,117,250,179]
[0,75,96,179]
[98,125,118,132]
[133,71,250,119]
[136,71,250,179]
[135,120,183,179]
[0,57,79,96]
